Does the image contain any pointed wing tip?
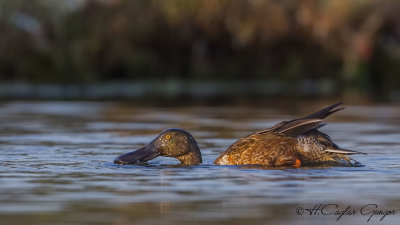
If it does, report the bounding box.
[331,102,343,108]
[303,102,346,120]
[329,106,345,113]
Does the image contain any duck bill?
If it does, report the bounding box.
[114,143,160,165]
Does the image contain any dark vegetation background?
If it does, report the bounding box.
[1,0,400,102]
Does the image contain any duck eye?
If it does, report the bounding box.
[165,134,171,140]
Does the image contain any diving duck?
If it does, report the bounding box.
[114,103,364,167]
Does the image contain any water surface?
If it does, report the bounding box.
[1,101,400,225]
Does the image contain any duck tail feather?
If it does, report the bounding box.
[325,148,367,155]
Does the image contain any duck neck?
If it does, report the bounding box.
[177,147,202,165]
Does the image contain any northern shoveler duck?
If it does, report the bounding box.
[114,128,202,165]
[114,103,364,167]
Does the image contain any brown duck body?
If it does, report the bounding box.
[214,102,363,166]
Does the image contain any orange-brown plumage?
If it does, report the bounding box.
[214,102,364,166]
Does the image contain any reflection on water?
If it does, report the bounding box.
[1,101,400,225]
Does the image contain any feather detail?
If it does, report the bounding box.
[325,148,367,155]
[274,119,324,137]
[302,102,344,120]
[257,103,343,135]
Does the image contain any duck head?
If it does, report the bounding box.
[114,128,202,165]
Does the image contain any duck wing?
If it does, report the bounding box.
[272,119,324,137]
[258,118,324,137]
[257,102,344,136]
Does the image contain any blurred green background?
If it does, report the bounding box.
[1,0,400,102]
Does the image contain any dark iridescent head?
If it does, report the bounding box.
[114,128,202,165]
